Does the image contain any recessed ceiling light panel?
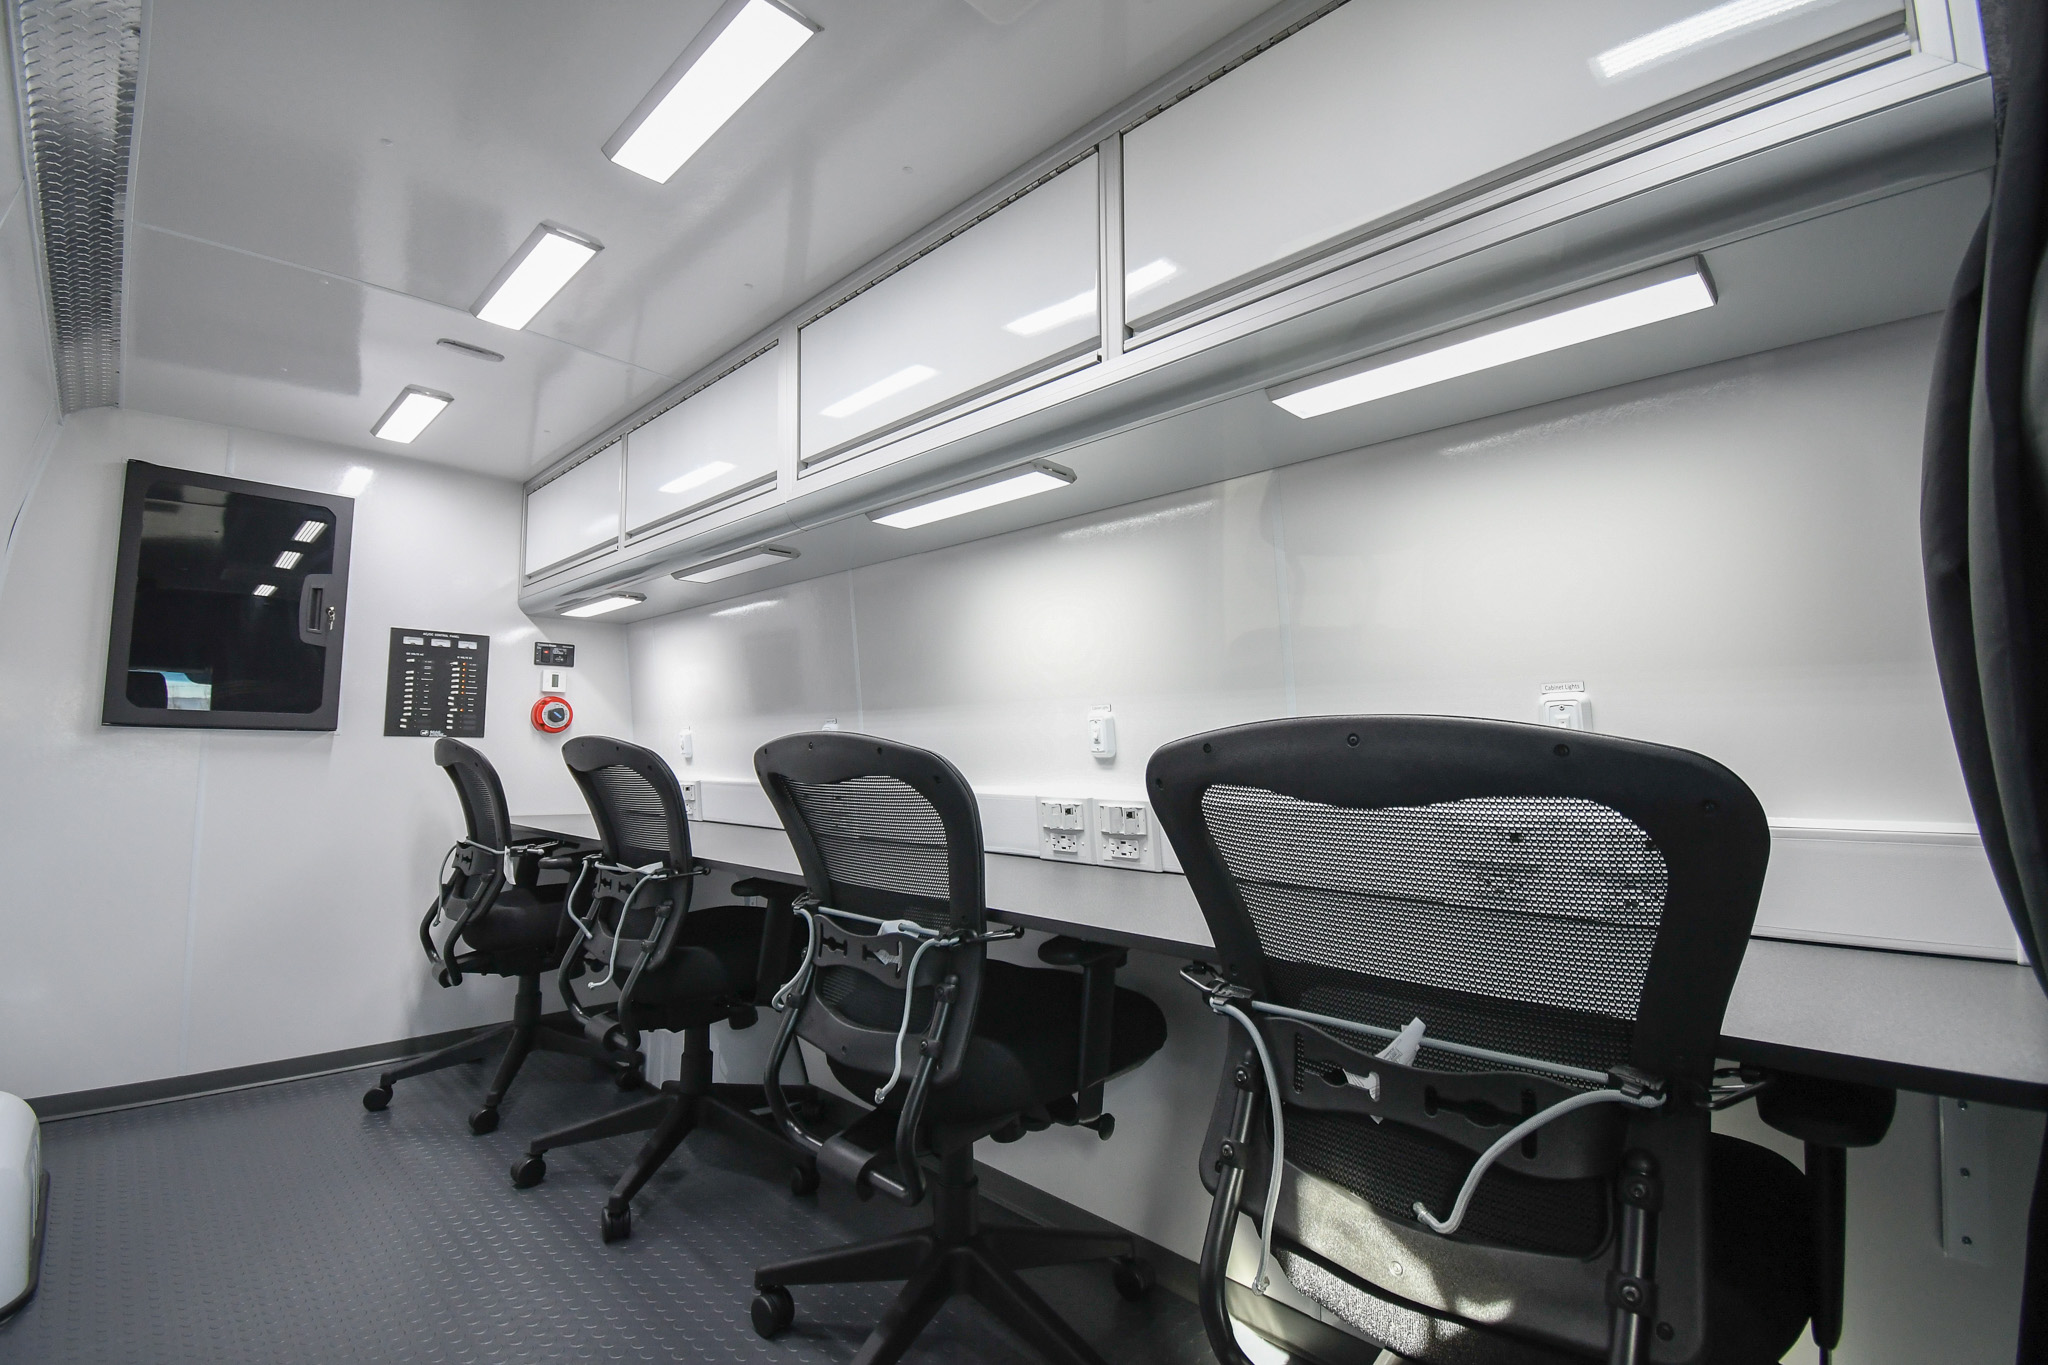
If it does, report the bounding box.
[606,0,818,184]
[475,223,603,330]
[371,386,453,443]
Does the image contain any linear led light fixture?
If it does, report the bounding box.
[561,591,646,618]
[474,223,603,330]
[606,0,818,183]
[660,459,736,495]
[1595,0,1833,79]
[371,386,453,443]
[673,545,799,583]
[292,519,329,544]
[1269,259,1716,420]
[1005,258,1181,337]
[821,364,937,420]
[869,461,1075,530]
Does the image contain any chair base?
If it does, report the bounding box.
[752,1145,1148,1365]
[363,972,635,1129]
[512,1024,818,1238]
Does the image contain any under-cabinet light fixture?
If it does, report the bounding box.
[292,520,329,544]
[1004,258,1181,337]
[821,364,937,420]
[371,386,453,443]
[660,460,736,495]
[1269,259,1716,420]
[561,592,646,618]
[1594,0,1833,79]
[869,461,1075,530]
[674,545,799,583]
[606,0,818,184]
[474,224,603,330]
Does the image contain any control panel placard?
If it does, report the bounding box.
[534,641,575,668]
[384,628,490,738]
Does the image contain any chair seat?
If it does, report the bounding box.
[826,959,1168,1124]
[458,882,569,959]
[615,903,770,1030]
[1268,1133,1811,1365]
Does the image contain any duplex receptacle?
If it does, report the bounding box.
[1037,798,1089,862]
[679,781,703,821]
[1090,800,1161,871]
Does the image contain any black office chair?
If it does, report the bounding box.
[507,735,816,1244]
[1149,716,1813,1365]
[363,738,636,1134]
[747,731,1169,1365]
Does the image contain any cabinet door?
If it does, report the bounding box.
[626,348,781,535]
[524,444,621,577]
[1122,0,1906,327]
[799,156,1098,466]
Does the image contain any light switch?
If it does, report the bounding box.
[1540,682,1589,731]
[679,728,694,762]
[1088,705,1117,759]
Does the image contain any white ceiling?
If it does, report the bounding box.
[118,0,1273,478]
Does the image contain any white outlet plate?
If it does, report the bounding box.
[679,781,703,822]
[1037,797,1090,862]
[1089,799,1162,871]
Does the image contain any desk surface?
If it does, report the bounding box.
[516,813,2048,1109]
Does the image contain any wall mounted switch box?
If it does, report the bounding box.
[1038,798,1090,861]
[533,642,575,668]
[539,667,569,695]
[1540,681,1589,730]
[678,728,694,762]
[1088,705,1117,759]
[1091,800,1162,870]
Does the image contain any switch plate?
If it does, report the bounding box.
[1037,798,1090,862]
[679,781,703,822]
[679,728,694,762]
[1540,681,1589,730]
[1090,799,1161,871]
[1088,705,1117,759]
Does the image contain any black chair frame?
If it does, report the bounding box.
[748,731,1154,1365]
[1149,716,1777,1365]
[510,735,816,1243]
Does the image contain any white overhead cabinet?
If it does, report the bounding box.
[625,347,782,536]
[798,156,1099,467]
[1121,0,1910,328]
[524,443,621,577]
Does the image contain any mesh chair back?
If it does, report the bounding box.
[564,735,690,869]
[756,732,987,1085]
[436,737,511,851]
[1149,716,1770,1357]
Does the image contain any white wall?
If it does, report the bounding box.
[627,314,2040,1361]
[0,407,633,1101]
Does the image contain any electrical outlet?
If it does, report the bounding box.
[679,781,703,822]
[1037,798,1089,862]
[1090,800,1161,871]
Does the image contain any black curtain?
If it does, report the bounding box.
[1919,2,2048,1358]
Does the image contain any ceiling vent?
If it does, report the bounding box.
[12,0,142,413]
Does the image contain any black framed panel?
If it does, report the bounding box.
[101,461,355,732]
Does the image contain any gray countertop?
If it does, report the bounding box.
[516,814,2048,1108]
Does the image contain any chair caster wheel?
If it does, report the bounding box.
[615,1067,645,1092]
[788,1163,819,1197]
[468,1107,499,1135]
[600,1205,632,1243]
[361,1085,392,1112]
[752,1284,794,1338]
[510,1154,547,1189]
[1112,1256,1155,1301]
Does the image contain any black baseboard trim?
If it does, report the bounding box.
[971,1160,1202,1306]
[27,1022,505,1122]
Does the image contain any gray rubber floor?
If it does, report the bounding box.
[0,1049,1211,1363]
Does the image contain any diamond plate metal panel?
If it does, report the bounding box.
[12,0,140,413]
